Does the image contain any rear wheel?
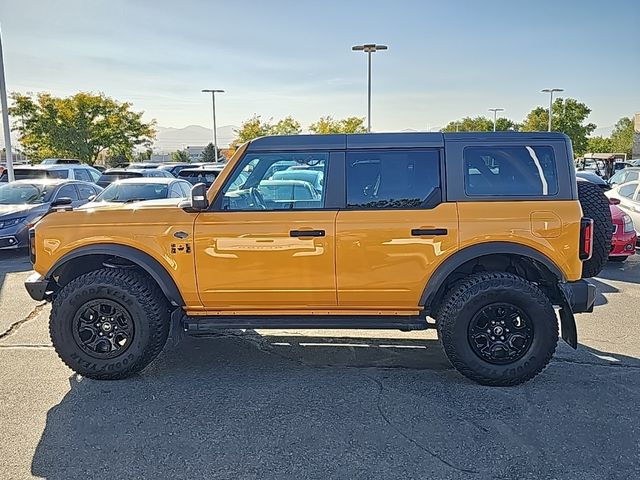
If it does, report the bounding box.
[437,272,558,386]
[578,181,613,278]
[50,268,170,380]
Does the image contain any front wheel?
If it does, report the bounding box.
[437,272,558,386]
[50,268,170,380]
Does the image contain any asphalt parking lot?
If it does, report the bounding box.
[1,250,639,480]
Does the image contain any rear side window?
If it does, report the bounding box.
[346,150,440,209]
[619,183,638,199]
[56,184,79,201]
[464,146,558,197]
[74,169,91,182]
[77,184,97,200]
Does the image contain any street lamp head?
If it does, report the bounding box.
[488,108,505,112]
[541,88,564,93]
[352,44,388,53]
[202,89,225,93]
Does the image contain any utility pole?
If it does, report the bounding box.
[202,89,224,161]
[351,44,388,132]
[541,88,563,131]
[0,28,14,181]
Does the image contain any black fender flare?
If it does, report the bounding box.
[420,242,566,311]
[47,244,185,306]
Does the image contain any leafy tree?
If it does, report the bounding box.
[610,117,634,158]
[172,149,191,162]
[495,117,520,132]
[521,98,596,155]
[442,116,520,132]
[269,116,302,135]
[200,143,218,162]
[233,115,272,146]
[308,116,366,134]
[9,92,156,165]
[587,136,614,153]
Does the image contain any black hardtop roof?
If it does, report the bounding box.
[245,131,570,152]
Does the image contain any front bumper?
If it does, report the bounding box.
[561,279,596,314]
[24,272,51,301]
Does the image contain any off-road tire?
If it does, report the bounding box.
[437,272,558,386]
[578,180,613,278]
[50,268,170,380]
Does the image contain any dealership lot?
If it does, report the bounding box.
[1,250,639,479]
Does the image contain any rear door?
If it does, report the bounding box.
[335,149,458,311]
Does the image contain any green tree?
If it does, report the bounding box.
[495,117,520,131]
[172,149,191,162]
[233,115,272,146]
[308,116,366,134]
[441,116,493,132]
[200,143,217,162]
[587,136,614,153]
[269,116,302,135]
[9,92,156,165]
[610,117,634,158]
[521,98,596,155]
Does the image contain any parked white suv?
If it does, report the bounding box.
[0,165,102,184]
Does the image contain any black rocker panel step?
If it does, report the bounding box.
[183,315,429,333]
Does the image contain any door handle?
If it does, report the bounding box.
[290,229,325,238]
[411,228,448,236]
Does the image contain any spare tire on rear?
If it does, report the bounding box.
[577,180,613,278]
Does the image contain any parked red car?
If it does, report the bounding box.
[609,202,637,262]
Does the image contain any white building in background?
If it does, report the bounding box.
[186,146,205,162]
[150,153,171,163]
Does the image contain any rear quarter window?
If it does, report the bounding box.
[464,145,558,197]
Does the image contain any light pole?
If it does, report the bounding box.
[202,89,224,161]
[541,88,563,132]
[352,43,387,132]
[488,108,505,132]
[0,28,14,181]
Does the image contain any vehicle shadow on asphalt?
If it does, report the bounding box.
[598,256,640,284]
[0,249,32,289]
[31,333,640,480]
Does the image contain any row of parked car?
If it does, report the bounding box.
[576,165,640,263]
[0,159,230,250]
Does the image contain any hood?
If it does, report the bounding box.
[77,197,184,212]
[0,203,43,217]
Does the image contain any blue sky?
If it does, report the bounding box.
[0,0,638,134]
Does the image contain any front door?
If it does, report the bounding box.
[194,151,337,311]
[336,149,458,311]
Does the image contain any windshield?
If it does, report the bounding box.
[0,183,54,204]
[94,183,169,203]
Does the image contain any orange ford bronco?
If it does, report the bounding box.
[25,132,611,385]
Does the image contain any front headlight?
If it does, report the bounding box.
[623,214,635,233]
[0,216,27,229]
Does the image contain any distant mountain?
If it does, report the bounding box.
[153,124,237,152]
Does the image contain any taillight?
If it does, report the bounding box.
[28,228,36,264]
[579,218,594,260]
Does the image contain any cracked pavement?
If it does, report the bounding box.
[1,251,639,479]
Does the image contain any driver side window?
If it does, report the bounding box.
[219,152,329,211]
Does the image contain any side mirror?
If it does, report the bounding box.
[87,194,96,202]
[190,183,209,210]
[51,197,72,208]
